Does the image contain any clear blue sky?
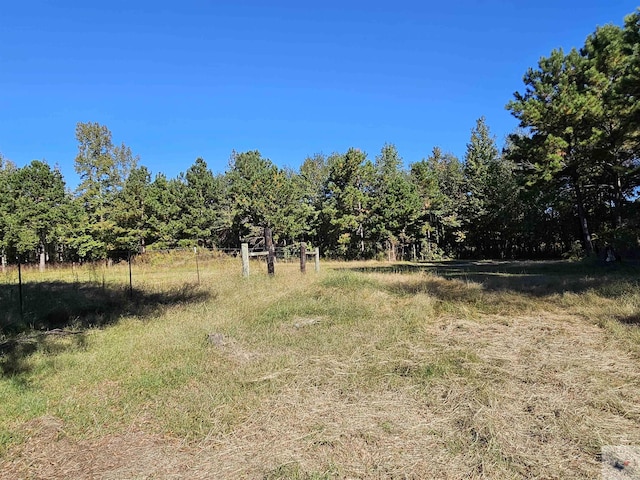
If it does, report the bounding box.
[1,0,636,188]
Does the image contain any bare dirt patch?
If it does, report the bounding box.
[291,316,324,329]
[207,332,259,364]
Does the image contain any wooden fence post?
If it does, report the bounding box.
[265,227,275,276]
[241,243,249,277]
[314,247,320,273]
[300,242,306,273]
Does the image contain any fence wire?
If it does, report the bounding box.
[0,245,319,336]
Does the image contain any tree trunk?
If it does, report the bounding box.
[387,239,397,262]
[613,173,623,229]
[574,180,594,255]
[39,243,46,272]
[357,200,365,254]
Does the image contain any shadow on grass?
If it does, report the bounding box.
[619,314,640,326]
[0,281,212,376]
[340,260,640,299]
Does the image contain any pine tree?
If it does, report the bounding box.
[371,144,421,260]
[3,161,68,269]
[319,148,374,258]
[113,166,153,252]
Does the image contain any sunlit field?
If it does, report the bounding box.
[1,255,639,479]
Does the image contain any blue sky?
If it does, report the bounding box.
[1,0,636,188]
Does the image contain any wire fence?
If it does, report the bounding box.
[0,245,320,335]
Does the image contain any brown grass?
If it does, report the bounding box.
[1,259,639,479]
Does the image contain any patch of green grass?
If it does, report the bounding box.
[362,347,481,395]
[257,285,376,329]
[263,462,339,480]
[417,350,479,381]
[320,270,378,290]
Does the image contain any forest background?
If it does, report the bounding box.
[1,10,640,266]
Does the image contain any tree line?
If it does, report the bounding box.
[1,10,639,267]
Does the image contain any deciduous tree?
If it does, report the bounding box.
[73,122,138,259]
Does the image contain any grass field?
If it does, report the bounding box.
[1,256,639,479]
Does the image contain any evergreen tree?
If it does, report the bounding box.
[582,18,640,235]
[0,155,17,265]
[298,153,330,244]
[178,158,223,248]
[227,150,305,245]
[410,148,465,258]
[371,144,421,260]
[508,12,640,256]
[2,161,68,268]
[462,118,520,257]
[507,48,599,254]
[73,122,138,259]
[112,166,153,252]
[146,173,182,249]
[319,148,374,258]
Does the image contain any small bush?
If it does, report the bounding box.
[562,240,585,261]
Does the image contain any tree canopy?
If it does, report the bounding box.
[2,10,639,265]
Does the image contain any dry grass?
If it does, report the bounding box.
[1,259,639,479]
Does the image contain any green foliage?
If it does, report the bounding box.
[369,144,422,260]
[507,12,640,255]
[0,155,17,258]
[176,158,224,248]
[73,122,138,259]
[409,147,466,257]
[112,166,153,251]
[1,161,69,262]
[319,148,374,258]
[146,174,184,249]
[562,240,586,261]
[3,10,640,264]
[462,118,521,258]
[227,150,308,244]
